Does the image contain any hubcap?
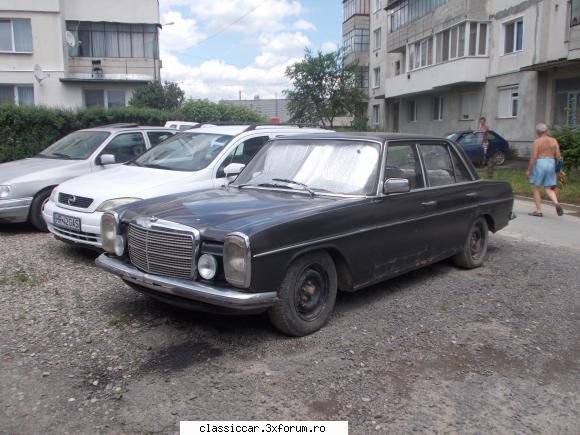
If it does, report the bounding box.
[494,152,505,165]
[470,223,485,260]
[295,266,329,321]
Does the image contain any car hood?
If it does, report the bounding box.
[121,187,350,240]
[0,158,83,184]
[55,165,199,211]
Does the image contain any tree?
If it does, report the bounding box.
[129,81,185,111]
[284,49,364,128]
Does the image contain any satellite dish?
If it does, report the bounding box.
[33,64,49,83]
[65,31,77,48]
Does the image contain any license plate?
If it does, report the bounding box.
[53,212,81,231]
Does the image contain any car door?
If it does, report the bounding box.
[417,141,478,259]
[147,131,175,148]
[372,141,435,280]
[212,135,270,187]
[459,132,484,165]
[93,132,147,170]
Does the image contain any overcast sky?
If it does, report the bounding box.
[158,0,341,101]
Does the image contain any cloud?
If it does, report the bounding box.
[160,11,205,52]
[321,41,338,53]
[293,19,316,31]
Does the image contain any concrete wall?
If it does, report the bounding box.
[63,0,159,23]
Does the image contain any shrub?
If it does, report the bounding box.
[551,124,580,171]
[181,99,265,123]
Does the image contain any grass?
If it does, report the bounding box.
[479,167,580,205]
[109,312,129,327]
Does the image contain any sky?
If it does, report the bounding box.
[158,0,342,101]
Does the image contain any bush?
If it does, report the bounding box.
[181,100,265,123]
[551,124,580,171]
[351,116,369,132]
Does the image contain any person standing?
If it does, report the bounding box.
[474,117,494,178]
[526,123,564,217]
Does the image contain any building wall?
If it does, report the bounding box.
[221,99,291,122]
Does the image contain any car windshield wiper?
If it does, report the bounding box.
[33,153,54,159]
[50,152,73,159]
[272,178,315,196]
[142,163,170,170]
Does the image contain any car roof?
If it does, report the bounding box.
[81,124,176,133]
[182,125,330,136]
[269,131,452,143]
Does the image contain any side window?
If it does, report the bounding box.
[216,136,270,178]
[100,132,146,163]
[487,132,498,142]
[148,131,174,146]
[449,148,472,182]
[419,144,455,187]
[385,143,424,190]
[461,132,483,145]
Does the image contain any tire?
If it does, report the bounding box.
[493,151,506,166]
[29,188,52,232]
[452,217,489,269]
[268,251,337,337]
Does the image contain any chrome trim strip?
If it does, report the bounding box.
[95,254,277,310]
[253,197,513,258]
[0,197,33,209]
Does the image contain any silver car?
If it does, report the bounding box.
[0,123,176,231]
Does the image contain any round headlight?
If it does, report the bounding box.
[197,254,218,280]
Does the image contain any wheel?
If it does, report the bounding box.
[453,217,489,269]
[268,251,337,337]
[493,151,506,166]
[29,188,52,232]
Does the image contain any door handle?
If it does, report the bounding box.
[465,192,479,198]
[421,200,437,208]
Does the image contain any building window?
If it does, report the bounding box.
[433,96,444,121]
[388,0,448,33]
[372,104,380,125]
[373,0,382,13]
[408,36,433,70]
[571,0,580,27]
[0,84,34,105]
[566,93,579,124]
[343,28,370,55]
[83,89,127,108]
[468,22,488,56]
[67,22,159,59]
[374,28,382,50]
[373,67,381,88]
[355,67,369,89]
[436,21,487,63]
[343,0,360,21]
[408,99,417,122]
[0,19,33,53]
[498,86,519,118]
[395,60,401,76]
[503,18,524,54]
[459,93,476,120]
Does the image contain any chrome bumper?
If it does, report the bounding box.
[95,254,278,311]
[0,197,32,223]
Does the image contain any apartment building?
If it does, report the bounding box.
[0,0,160,109]
[366,0,580,156]
[221,97,291,122]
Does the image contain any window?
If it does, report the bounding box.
[83,90,127,108]
[408,99,417,122]
[498,86,519,118]
[343,0,357,21]
[147,131,174,146]
[408,36,433,70]
[355,67,369,89]
[101,133,146,163]
[419,144,455,187]
[373,0,382,13]
[0,19,32,52]
[436,21,487,63]
[395,60,401,76]
[67,21,159,59]
[385,143,424,189]
[459,93,476,120]
[374,28,382,50]
[0,84,34,105]
[388,0,449,32]
[372,105,380,125]
[217,136,270,178]
[343,28,370,55]
[449,148,472,182]
[433,96,444,121]
[504,18,523,54]
[373,67,381,88]
[573,0,580,27]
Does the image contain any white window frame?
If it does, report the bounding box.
[373,28,382,50]
[83,89,127,108]
[502,16,524,55]
[373,67,381,88]
[372,104,381,125]
[373,0,382,13]
[0,18,33,53]
[433,96,444,121]
[408,99,417,122]
[459,93,476,121]
[497,86,519,119]
[0,84,34,105]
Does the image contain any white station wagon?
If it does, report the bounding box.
[43,124,330,249]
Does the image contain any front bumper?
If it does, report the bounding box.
[0,197,32,223]
[95,254,278,311]
[43,200,102,247]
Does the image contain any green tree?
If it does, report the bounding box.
[284,49,364,128]
[129,81,185,111]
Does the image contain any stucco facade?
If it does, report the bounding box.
[0,0,160,109]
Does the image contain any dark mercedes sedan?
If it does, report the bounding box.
[96,133,514,336]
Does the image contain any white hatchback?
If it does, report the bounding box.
[43,124,330,249]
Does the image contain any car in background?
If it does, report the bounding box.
[447,130,510,166]
[43,124,331,249]
[164,121,200,131]
[0,124,176,231]
[96,132,514,336]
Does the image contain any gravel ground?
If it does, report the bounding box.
[0,224,579,434]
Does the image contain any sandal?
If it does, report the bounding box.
[528,211,543,217]
[555,204,564,216]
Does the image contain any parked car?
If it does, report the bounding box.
[95,132,515,336]
[164,121,200,131]
[43,124,330,249]
[0,124,176,231]
[446,130,510,166]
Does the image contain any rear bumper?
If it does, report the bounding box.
[0,198,32,223]
[95,254,278,311]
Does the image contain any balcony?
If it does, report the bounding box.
[61,57,158,83]
[384,57,488,99]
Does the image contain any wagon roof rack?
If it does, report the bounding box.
[98,123,140,129]
[242,123,324,132]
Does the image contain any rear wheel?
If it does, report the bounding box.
[452,217,489,269]
[493,151,506,166]
[268,251,337,337]
[29,188,52,232]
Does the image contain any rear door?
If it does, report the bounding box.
[147,130,175,148]
[92,132,147,170]
[212,135,271,187]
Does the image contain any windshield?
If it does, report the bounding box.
[38,131,110,160]
[133,132,234,171]
[233,139,381,196]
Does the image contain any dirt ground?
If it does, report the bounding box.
[0,225,579,434]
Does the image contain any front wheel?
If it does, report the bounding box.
[29,189,52,232]
[268,251,337,337]
[452,217,489,269]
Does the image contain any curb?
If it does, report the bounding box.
[514,194,580,212]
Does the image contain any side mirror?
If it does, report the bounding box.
[383,178,410,195]
[223,163,245,180]
[99,154,116,165]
